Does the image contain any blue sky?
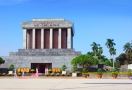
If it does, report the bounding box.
[0,0,132,59]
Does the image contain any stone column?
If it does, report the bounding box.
[58,28,61,49]
[67,28,71,49]
[27,30,29,49]
[32,29,35,49]
[23,29,27,49]
[50,28,53,49]
[41,29,44,49]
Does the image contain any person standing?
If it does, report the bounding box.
[45,67,48,75]
[36,68,38,78]
[22,69,24,77]
[14,68,17,78]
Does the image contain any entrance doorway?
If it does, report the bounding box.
[31,63,52,73]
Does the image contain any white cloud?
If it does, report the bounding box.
[0,0,30,5]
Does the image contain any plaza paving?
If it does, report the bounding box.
[0,77,132,90]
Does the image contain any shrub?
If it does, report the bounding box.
[7,73,11,76]
[46,73,50,77]
[50,73,54,76]
[72,64,78,73]
[127,69,132,76]
[30,69,35,73]
[18,73,21,76]
[56,73,60,76]
[48,69,52,73]
[61,65,67,71]
[67,73,71,76]
[97,68,103,75]
[112,72,118,76]
[2,73,6,76]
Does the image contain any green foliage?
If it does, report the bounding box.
[46,73,50,76]
[9,64,14,70]
[109,47,116,56]
[48,69,52,73]
[114,58,121,68]
[98,47,103,55]
[61,65,67,71]
[71,54,98,71]
[112,72,118,76]
[117,53,126,65]
[18,73,21,76]
[72,64,78,73]
[2,73,6,76]
[50,73,54,76]
[123,42,132,54]
[128,69,131,72]
[104,60,111,66]
[91,42,100,56]
[127,69,132,76]
[87,52,109,65]
[0,57,5,65]
[82,68,87,73]
[105,39,116,48]
[112,68,118,72]
[30,69,35,73]
[56,73,60,76]
[66,73,71,76]
[117,53,132,65]
[97,68,103,75]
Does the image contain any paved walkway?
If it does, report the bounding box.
[0,77,132,90]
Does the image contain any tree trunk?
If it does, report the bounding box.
[113,55,114,69]
[95,51,96,56]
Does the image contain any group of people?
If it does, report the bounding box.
[14,67,49,78]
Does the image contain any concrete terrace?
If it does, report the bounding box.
[0,77,132,90]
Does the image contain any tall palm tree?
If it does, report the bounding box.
[98,47,103,55]
[105,39,116,59]
[109,47,116,68]
[91,42,100,56]
[123,42,132,54]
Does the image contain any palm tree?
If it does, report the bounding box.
[91,42,100,56]
[123,42,132,54]
[98,47,103,55]
[109,47,116,68]
[105,39,116,59]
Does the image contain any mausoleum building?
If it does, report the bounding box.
[0,18,81,73]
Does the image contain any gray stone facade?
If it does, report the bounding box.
[0,49,81,72]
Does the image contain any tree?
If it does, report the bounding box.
[104,60,111,66]
[9,64,15,70]
[91,42,100,56]
[123,42,132,54]
[117,53,126,65]
[105,39,116,59]
[114,57,121,68]
[117,53,132,65]
[109,47,116,68]
[98,47,103,55]
[71,54,98,71]
[87,52,95,56]
[87,51,109,64]
[0,57,5,65]
[126,54,132,64]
